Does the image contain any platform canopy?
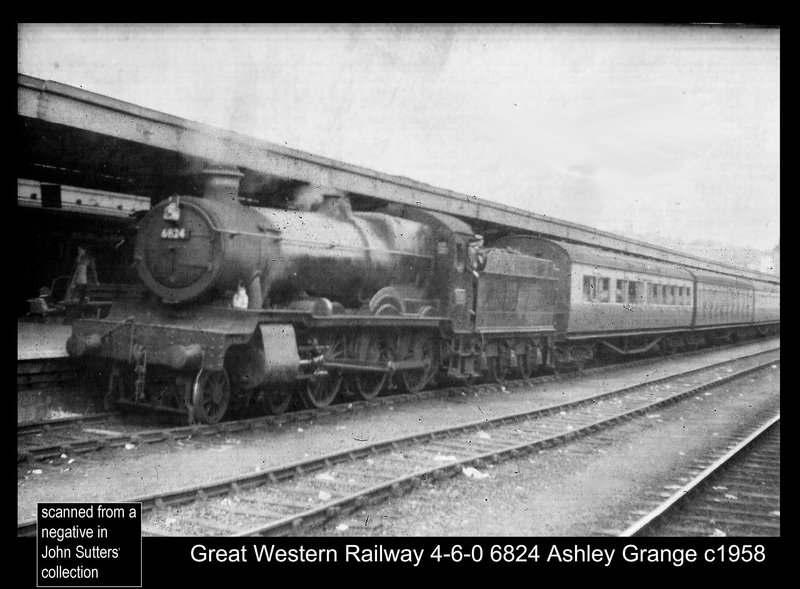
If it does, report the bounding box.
[18,73,778,284]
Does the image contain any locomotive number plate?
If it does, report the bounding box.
[161,227,187,240]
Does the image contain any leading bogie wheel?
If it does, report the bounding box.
[192,369,231,424]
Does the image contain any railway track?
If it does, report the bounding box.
[17,342,779,464]
[17,412,118,437]
[619,416,780,537]
[17,346,779,536]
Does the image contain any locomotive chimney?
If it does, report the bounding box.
[202,167,244,204]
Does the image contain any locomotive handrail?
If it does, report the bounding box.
[201,215,435,260]
[278,237,435,260]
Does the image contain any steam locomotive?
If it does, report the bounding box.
[66,169,780,423]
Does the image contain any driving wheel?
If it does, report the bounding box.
[192,369,231,424]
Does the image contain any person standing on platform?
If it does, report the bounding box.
[66,245,99,303]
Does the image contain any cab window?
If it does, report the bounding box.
[454,240,466,272]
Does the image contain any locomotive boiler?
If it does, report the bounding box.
[135,170,437,310]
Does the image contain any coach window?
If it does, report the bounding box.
[678,286,685,305]
[670,286,677,305]
[661,285,669,305]
[583,276,596,302]
[651,283,660,304]
[628,281,642,304]
[686,287,691,304]
[616,280,627,303]
[597,277,610,302]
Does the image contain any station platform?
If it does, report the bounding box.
[18,319,103,423]
[17,319,71,361]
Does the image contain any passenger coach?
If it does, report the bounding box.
[489,235,779,364]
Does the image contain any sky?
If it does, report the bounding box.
[17,23,780,251]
